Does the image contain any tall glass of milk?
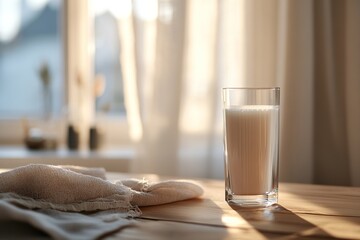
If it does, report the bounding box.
[222,88,280,207]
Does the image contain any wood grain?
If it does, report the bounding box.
[121,177,360,239]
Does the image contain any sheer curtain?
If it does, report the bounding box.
[118,0,360,186]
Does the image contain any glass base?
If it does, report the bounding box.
[226,190,278,208]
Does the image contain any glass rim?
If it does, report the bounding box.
[222,87,280,90]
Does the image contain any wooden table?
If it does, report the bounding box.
[106,173,360,240]
[2,172,360,239]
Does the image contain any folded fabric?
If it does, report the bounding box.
[0,201,135,240]
[0,164,204,240]
[59,165,107,180]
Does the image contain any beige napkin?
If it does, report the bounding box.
[0,164,203,240]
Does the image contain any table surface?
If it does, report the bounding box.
[3,172,360,239]
[107,173,360,239]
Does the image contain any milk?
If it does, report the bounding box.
[224,105,279,195]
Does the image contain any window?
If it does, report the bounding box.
[92,0,126,115]
[0,0,130,147]
[0,0,63,118]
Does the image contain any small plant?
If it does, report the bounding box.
[38,62,52,119]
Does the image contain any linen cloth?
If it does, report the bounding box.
[0,164,203,239]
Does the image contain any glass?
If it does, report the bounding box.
[222,87,280,207]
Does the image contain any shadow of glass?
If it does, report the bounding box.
[229,204,334,239]
[278,183,360,239]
